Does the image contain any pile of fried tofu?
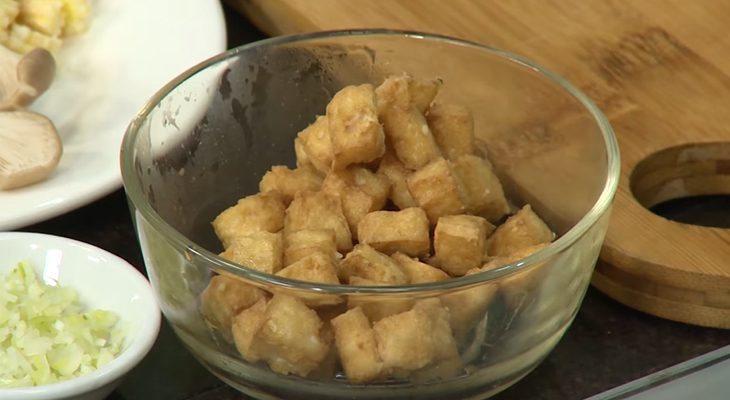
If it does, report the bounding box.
[200,74,555,383]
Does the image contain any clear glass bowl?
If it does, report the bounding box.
[120,30,619,399]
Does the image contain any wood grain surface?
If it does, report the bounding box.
[227,0,730,328]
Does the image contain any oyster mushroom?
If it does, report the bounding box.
[0,46,56,110]
[0,110,62,190]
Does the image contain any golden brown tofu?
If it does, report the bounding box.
[200,274,267,341]
[348,276,414,322]
[433,215,494,276]
[321,167,390,236]
[276,252,340,285]
[219,231,284,274]
[480,243,549,310]
[373,308,435,371]
[294,136,313,170]
[298,115,333,173]
[376,75,441,169]
[406,157,467,224]
[439,276,498,340]
[376,150,417,209]
[357,208,430,257]
[331,307,384,383]
[427,103,474,160]
[391,252,450,284]
[450,154,510,223]
[326,84,385,169]
[259,165,324,205]
[231,298,268,362]
[256,294,331,377]
[283,228,337,266]
[276,253,342,306]
[285,190,353,252]
[408,77,442,114]
[212,193,285,249]
[411,298,461,380]
[339,244,408,284]
[486,204,554,257]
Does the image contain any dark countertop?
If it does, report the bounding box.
[18,4,730,400]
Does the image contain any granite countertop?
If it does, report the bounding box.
[20,4,730,400]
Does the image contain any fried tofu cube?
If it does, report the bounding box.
[357,208,430,257]
[331,307,384,383]
[283,229,337,266]
[200,274,267,341]
[439,277,498,340]
[212,193,285,249]
[406,157,467,224]
[256,294,330,377]
[294,136,314,170]
[219,231,284,274]
[326,84,385,169]
[408,77,442,114]
[232,298,268,362]
[276,253,340,284]
[348,276,414,322]
[426,103,475,160]
[376,75,441,169]
[275,253,342,306]
[391,252,449,284]
[373,308,435,371]
[433,215,494,276]
[411,298,461,380]
[480,244,549,310]
[339,244,408,284]
[451,155,510,223]
[376,150,417,209]
[298,115,333,173]
[321,167,390,235]
[285,190,353,252]
[259,165,324,205]
[486,205,554,257]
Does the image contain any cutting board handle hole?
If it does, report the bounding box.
[630,142,730,227]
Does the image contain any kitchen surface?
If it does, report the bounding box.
[7,2,730,399]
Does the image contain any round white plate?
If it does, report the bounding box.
[0,0,227,230]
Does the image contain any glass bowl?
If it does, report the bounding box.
[120,30,619,399]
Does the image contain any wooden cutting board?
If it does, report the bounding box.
[228,0,730,329]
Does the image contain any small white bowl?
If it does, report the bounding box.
[0,232,161,400]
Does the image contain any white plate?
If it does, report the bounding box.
[0,0,227,230]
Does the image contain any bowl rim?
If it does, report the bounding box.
[120,28,620,294]
[0,232,161,399]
